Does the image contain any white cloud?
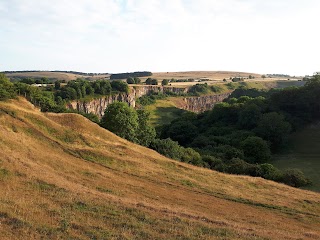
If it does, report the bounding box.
[0,0,320,75]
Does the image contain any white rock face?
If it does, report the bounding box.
[67,85,231,118]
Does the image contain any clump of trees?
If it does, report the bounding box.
[161,79,169,86]
[0,74,16,100]
[99,102,203,165]
[110,71,152,80]
[136,92,167,106]
[188,83,222,96]
[126,77,141,84]
[100,102,156,147]
[145,78,158,85]
[156,76,320,187]
[55,79,129,101]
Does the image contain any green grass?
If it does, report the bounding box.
[145,99,187,126]
[273,123,320,192]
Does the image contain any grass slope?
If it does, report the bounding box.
[273,123,320,192]
[144,98,187,126]
[0,98,320,239]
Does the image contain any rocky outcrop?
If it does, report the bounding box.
[182,93,232,113]
[67,86,189,118]
[67,93,136,119]
[67,85,231,118]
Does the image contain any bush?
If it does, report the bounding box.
[281,169,311,187]
[241,136,271,163]
[0,73,16,100]
[150,138,183,160]
[100,102,139,142]
[145,78,158,85]
[188,84,209,95]
[258,163,282,181]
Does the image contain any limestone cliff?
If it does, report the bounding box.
[67,86,188,118]
[181,93,232,113]
[67,85,231,118]
[67,93,136,119]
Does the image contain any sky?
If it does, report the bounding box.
[0,0,319,76]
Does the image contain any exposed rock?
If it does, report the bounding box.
[67,86,188,118]
[66,85,231,118]
[182,93,232,113]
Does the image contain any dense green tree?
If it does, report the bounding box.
[259,163,282,181]
[145,78,158,85]
[162,79,169,86]
[110,72,152,80]
[134,77,141,84]
[136,110,156,147]
[255,112,291,151]
[150,138,183,160]
[126,77,135,84]
[86,86,94,95]
[100,102,138,142]
[241,136,271,163]
[227,158,252,175]
[238,103,262,129]
[180,148,203,166]
[54,81,61,90]
[111,81,129,93]
[282,169,311,187]
[164,121,198,145]
[0,73,16,100]
[188,84,209,95]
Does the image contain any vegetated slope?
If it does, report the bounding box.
[273,122,320,192]
[144,98,187,126]
[0,98,320,240]
[142,81,306,127]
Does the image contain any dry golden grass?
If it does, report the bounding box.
[0,98,320,239]
[150,71,261,81]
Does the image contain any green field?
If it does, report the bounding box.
[144,98,186,126]
[273,123,320,192]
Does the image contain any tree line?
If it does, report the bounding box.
[0,74,129,116]
[110,71,152,80]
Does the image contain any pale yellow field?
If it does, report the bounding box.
[0,98,319,239]
[151,71,261,80]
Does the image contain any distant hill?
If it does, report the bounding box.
[3,70,299,84]
[0,98,319,239]
[3,71,110,81]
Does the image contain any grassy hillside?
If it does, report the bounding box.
[144,98,187,126]
[0,98,320,239]
[273,123,320,192]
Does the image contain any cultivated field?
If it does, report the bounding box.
[0,98,319,239]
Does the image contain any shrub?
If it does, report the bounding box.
[281,169,311,187]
